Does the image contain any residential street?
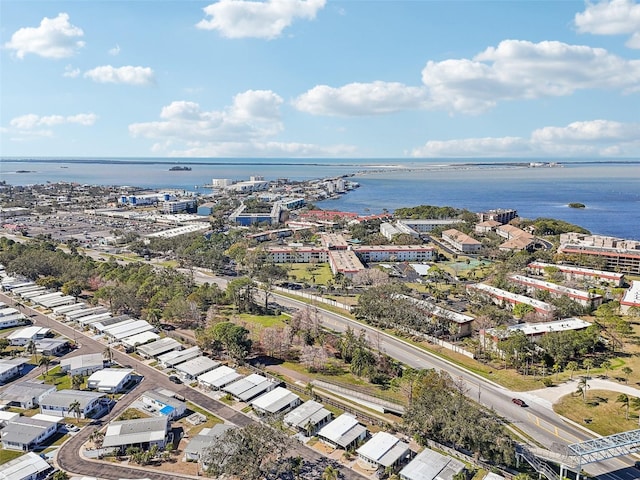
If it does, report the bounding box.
[0,293,364,480]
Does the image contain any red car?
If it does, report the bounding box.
[512,398,527,407]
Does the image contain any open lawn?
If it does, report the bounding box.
[0,448,24,465]
[37,365,72,390]
[237,312,289,328]
[554,389,640,436]
[286,263,334,286]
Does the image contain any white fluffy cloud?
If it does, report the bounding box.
[293,81,429,116]
[63,65,80,78]
[196,0,326,39]
[84,65,155,86]
[421,40,640,113]
[294,39,640,116]
[108,44,121,56]
[129,90,353,156]
[410,119,640,157]
[575,0,640,48]
[10,112,97,129]
[4,13,84,59]
[5,112,97,141]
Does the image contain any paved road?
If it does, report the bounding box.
[0,293,363,480]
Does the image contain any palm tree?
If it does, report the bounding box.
[39,355,52,376]
[617,393,631,420]
[103,347,113,364]
[567,361,578,380]
[52,471,69,480]
[322,465,339,480]
[68,400,82,424]
[630,397,640,425]
[290,456,304,480]
[583,359,594,378]
[576,376,590,403]
[25,340,37,361]
[552,363,561,380]
[601,360,612,378]
[623,366,633,384]
[71,374,84,390]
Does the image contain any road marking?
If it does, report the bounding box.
[527,412,581,443]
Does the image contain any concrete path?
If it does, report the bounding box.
[524,377,640,410]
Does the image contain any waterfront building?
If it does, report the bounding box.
[441,229,482,253]
[477,209,518,224]
[558,233,640,275]
[475,220,501,234]
[526,261,624,287]
[211,178,232,188]
[509,274,602,309]
[397,219,463,233]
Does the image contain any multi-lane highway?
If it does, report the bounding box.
[188,269,640,480]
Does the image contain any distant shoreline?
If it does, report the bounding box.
[2,157,639,168]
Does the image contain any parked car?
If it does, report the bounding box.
[512,398,527,407]
[169,375,182,384]
[65,423,80,432]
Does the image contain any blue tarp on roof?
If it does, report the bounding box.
[160,405,175,416]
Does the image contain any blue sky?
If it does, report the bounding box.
[1,0,639,158]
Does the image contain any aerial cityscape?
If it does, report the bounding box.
[1,1,640,480]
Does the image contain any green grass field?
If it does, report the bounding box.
[285,263,334,285]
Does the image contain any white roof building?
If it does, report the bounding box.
[283,400,332,434]
[356,431,411,469]
[399,447,465,480]
[104,319,154,340]
[60,353,104,376]
[0,452,52,480]
[174,356,220,380]
[318,413,367,450]
[121,331,160,350]
[0,381,56,409]
[622,281,640,314]
[0,358,27,384]
[158,346,201,368]
[103,416,169,450]
[183,424,235,463]
[197,365,242,390]
[250,387,301,415]
[1,416,59,451]
[39,389,106,418]
[223,373,278,402]
[7,326,49,346]
[87,368,133,393]
[137,337,182,359]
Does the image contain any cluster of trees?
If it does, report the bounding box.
[354,284,461,338]
[402,369,515,466]
[518,217,590,236]
[201,422,342,480]
[496,327,603,373]
[196,321,253,362]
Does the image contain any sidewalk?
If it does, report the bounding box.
[526,377,640,409]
